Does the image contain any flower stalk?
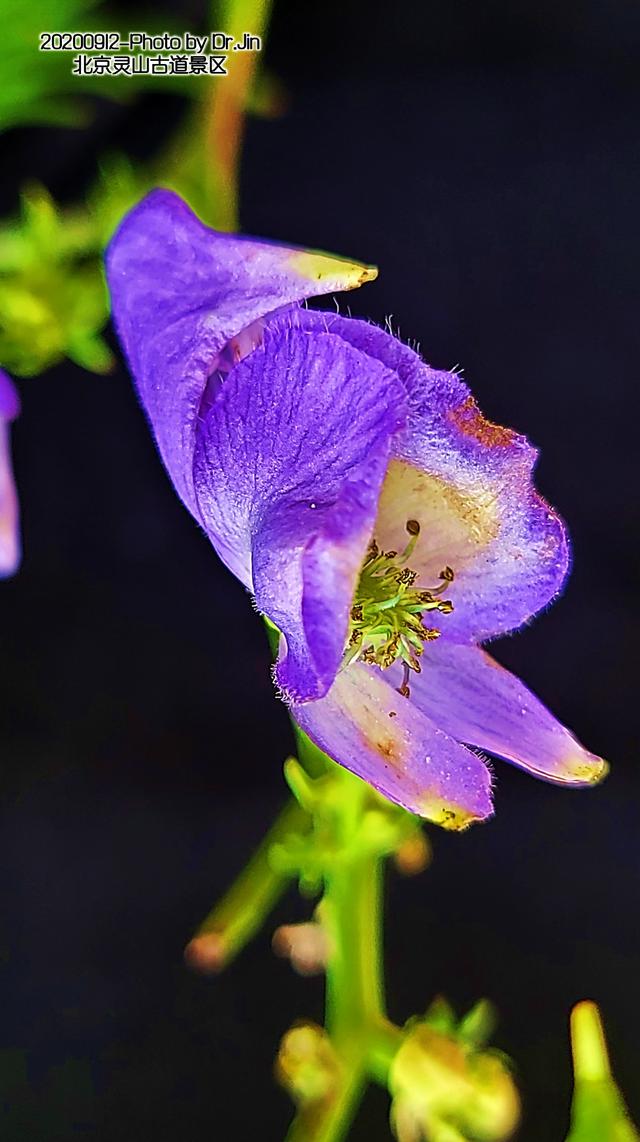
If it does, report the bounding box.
[185,796,310,972]
[281,738,396,1142]
[184,621,518,1139]
[188,727,520,1142]
[201,0,273,230]
[297,754,388,1140]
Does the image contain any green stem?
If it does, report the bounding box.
[201,631,406,1132]
[201,0,273,230]
[285,1067,366,1142]
[287,850,383,1142]
[325,850,385,1041]
[185,797,309,971]
[367,1019,404,1087]
[288,743,398,1141]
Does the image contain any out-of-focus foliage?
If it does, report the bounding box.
[0,137,236,378]
[91,154,154,246]
[92,138,212,242]
[0,0,100,130]
[0,186,111,375]
[565,1002,639,1142]
[0,0,227,134]
[0,0,280,377]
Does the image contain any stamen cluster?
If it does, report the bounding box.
[343,521,454,697]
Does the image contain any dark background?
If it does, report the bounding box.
[1,1,639,1138]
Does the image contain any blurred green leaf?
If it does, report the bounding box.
[0,0,228,134]
[0,0,104,131]
[90,153,152,245]
[0,184,111,376]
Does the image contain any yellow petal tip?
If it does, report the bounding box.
[417,796,483,832]
[289,249,378,293]
[567,754,609,786]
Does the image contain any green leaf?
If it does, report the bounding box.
[0,184,109,377]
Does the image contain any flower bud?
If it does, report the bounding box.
[566,1001,639,1140]
[276,1023,342,1106]
[390,1022,519,1142]
[393,832,432,876]
[272,921,331,976]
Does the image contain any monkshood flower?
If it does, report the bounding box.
[106,190,607,829]
[0,369,20,577]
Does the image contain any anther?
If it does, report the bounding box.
[343,520,454,680]
[395,568,417,586]
[398,662,412,699]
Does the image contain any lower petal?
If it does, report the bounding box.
[407,641,607,786]
[291,662,493,827]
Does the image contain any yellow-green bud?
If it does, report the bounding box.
[390,1023,519,1142]
[276,1023,342,1106]
[566,1001,639,1141]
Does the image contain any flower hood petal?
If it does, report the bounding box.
[105,190,377,520]
[405,640,607,786]
[0,370,20,577]
[292,660,493,825]
[290,311,569,643]
[192,314,406,700]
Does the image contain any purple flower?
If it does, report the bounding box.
[106,190,607,829]
[0,370,20,578]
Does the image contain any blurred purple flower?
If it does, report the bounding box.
[0,369,20,577]
[106,190,606,828]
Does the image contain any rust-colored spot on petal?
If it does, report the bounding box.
[376,737,399,764]
[448,396,515,448]
[359,720,405,773]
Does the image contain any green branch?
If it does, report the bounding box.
[185,797,310,972]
